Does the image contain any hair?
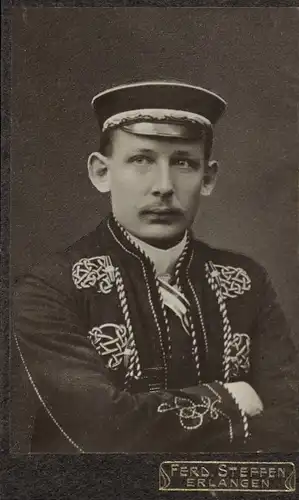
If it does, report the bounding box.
[98,125,213,161]
[98,129,114,157]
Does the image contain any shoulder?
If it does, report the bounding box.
[192,239,268,290]
[14,222,107,294]
[194,238,264,270]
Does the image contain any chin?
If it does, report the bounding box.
[139,224,186,248]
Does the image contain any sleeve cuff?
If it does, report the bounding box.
[181,381,250,444]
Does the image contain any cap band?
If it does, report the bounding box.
[121,122,208,139]
[102,108,211,132]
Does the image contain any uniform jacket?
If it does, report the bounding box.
[13,214,299,453]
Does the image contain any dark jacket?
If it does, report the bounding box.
[12,215,299,453]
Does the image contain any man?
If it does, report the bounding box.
[13,80,299,453]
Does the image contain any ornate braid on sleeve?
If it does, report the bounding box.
[157,393,218,431]
[13,331,84,453]
[157,382,247,444]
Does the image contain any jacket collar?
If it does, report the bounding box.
[126,230,187,277]
[105,213,195,284]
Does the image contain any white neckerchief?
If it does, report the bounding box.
[127,231,190,328]
[127,231,187,278]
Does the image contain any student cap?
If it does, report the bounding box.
[91,80,227,140]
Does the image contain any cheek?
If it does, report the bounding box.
[109,168,143,211]
[175,174,203,206]
[110,164,141,185]
[109,165,151,196]
[109,168,132,195]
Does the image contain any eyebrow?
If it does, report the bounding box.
[129,148,156,154]
[171,150,199,157]
[128,148,200,157]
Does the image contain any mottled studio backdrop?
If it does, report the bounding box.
[12,8,299,337]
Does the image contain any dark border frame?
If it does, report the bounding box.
[1,2,298,499]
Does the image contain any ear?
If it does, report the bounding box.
[200,160,219,197]
[87,152,110,193]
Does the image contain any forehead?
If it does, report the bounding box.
[109,128,205,155]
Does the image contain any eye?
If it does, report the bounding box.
[172,158,200,170]
[176,159,190,167]
[128,155,154,165]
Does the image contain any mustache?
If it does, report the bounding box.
[139,204,183,215]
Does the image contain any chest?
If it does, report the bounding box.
[72,254,257,391]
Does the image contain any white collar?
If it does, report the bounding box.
[127,231,187,277]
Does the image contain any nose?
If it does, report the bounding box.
[151,161,174,197]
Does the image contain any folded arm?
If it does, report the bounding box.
[13,270,248,453]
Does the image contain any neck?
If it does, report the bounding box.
[125,229,188,277]
[136,233,186,250]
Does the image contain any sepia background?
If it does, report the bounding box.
[12,7,298,336]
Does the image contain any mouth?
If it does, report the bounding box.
[141,206,182,216]
[140,207,183,221]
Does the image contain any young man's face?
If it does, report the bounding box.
[91,128,217,247]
